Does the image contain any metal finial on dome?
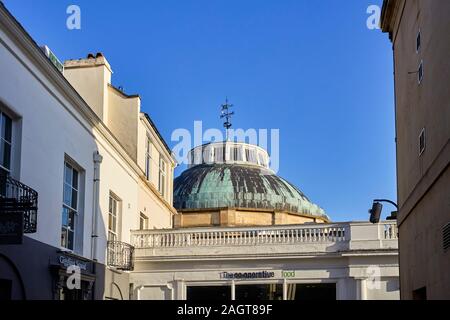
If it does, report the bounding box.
[220,98,234,141]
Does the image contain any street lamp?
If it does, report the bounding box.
[369,199,398,224]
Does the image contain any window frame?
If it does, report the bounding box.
[190,151,195,166]
[258,152,267,167]
[245,148,257,164]
[61,161,80,251]
[231,146,243,162]
[214,146,224,163]
[145,135,153,180]
[108,192,121,242]
[418,60,424,84]
[158,155,167,198]
[416,29,421,53]
[419,128,426,156]
[0,111,13,174]
[139,213,149,230]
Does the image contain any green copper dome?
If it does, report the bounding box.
[174,163,328,220]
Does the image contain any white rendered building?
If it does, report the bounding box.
[0,3,176,300]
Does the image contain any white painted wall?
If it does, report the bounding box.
[138,183,173,230]
[137,115,174,206]
[0,26,138,263]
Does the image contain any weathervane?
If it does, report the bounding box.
[220,98,235,141]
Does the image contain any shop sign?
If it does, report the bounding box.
[220,271,275,280]
[0,212,23,245]
[58,255,88,271]
[282,270,297,278]
[42,46,64,73]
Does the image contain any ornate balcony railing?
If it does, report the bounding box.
[0,171,38,233]
[107,241,135,271]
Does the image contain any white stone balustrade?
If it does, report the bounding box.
[131,222,398,259]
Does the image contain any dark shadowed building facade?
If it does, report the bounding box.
[381,0,450,299]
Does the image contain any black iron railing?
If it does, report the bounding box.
[107,241,135,271]
[0,171,38,233]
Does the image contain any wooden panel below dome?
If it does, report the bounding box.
[173,208,329,228]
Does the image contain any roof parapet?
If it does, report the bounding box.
[64,52,113,74]
[380,0,402,41]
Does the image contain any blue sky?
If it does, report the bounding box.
[3,0,396,221]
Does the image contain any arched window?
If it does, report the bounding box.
[193,149,202,165]
[245,148,257,164]
[258,153,267,167]
[215,146,224,163]
[231,146,243,162]
[203,146,213,164]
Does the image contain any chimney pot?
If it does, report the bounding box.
[96,52,104,58]
[87,53,95,59]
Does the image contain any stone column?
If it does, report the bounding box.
[356,278,368,300]
[231,280,236,300]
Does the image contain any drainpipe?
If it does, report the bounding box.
[91,151,103,261]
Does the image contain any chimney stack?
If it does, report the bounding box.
[63,53,113,122]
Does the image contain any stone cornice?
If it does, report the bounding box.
[140,113,176,165]
[380,0,403,41]
[134,249,399,263]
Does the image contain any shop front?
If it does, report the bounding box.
[184,270,336,301]
[186,282,337,301]
[130,221,401,300]
[0,236,105,300]
[185,275,337,301]
[49,252,101,300]
[132,267,358,300]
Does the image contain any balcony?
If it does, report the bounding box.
[131,221,398,260]
[107,241,135,271]
[0,171,38,233]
